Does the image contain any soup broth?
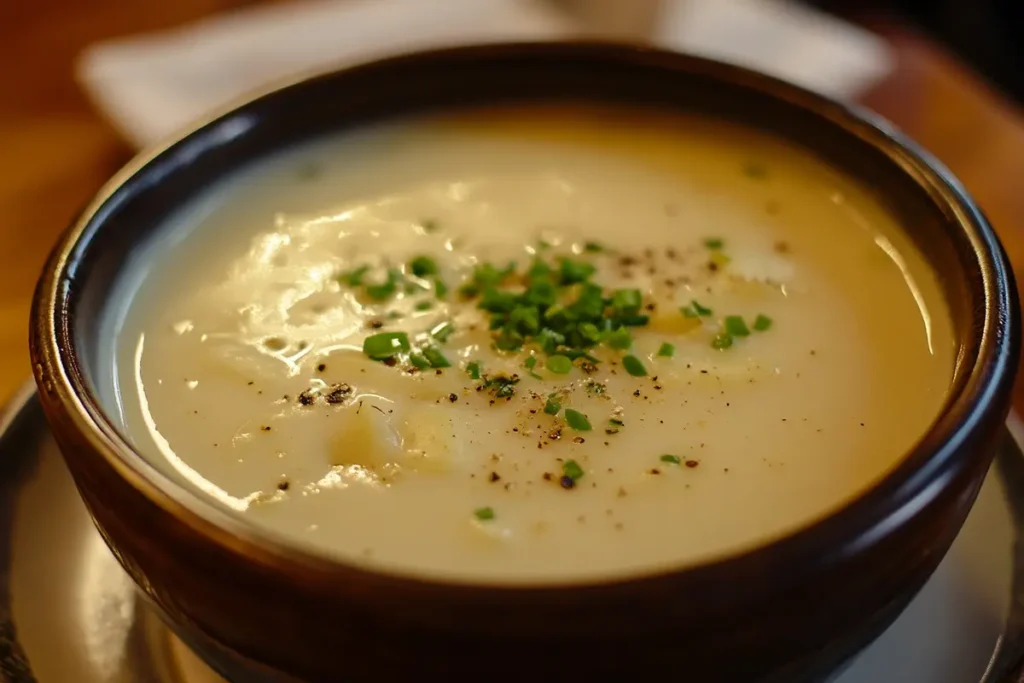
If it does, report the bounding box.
[98,105,955,582]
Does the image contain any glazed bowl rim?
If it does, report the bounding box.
[31,40,1018,591]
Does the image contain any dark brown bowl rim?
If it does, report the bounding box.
[32,41,1018,591]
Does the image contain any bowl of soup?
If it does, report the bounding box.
[30,43,1019,681]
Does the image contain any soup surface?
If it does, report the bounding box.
[99,105,955,582]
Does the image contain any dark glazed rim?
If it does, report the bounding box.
[31,42,1019,591]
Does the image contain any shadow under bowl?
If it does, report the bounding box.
[28,42,1020,682]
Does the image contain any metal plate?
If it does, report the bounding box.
[0,380,1020,682]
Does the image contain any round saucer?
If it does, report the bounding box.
[0,380,1020,683]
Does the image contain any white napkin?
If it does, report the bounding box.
[77,0,894,149]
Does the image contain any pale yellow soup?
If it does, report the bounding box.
[99,105,955,583]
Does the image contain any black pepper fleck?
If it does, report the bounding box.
[325,384,352,404]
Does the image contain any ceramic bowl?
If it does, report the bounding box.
[29,43,1020,682]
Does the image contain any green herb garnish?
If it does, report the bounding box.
[558,258,596,285]
[414,301,434,311]
[365,268,403,301]
[409,353,430,369]
[564,409,592,431]
[429,321,455,343]
[409,256,438,278]
[657,342,675,357]
[703,237,724,250]
[525,356,543,379]
[363,332,410,360]
[562,459,585,481]
[422,347,451,368]
[474,506,495,521]
[610,288,643,314]
[711,333,734,350]
[466,361,481,380]
[544,397,561,415]
[604,326,632,350]
[690,300,713,317]
[546,354,573,375]
[434,278,449,298]
[622,354,647,377]
[660,454,681,464]
[724,315,750,337]
[482,374,519,398]
[583,241,604,253]
[753,314,773,332]
[338,264,370,287]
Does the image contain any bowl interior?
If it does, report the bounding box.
[45,42,1013,583]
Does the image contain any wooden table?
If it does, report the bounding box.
[3,2,1024,407]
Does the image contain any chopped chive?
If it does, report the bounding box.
[422,347,451,368]
[609,418,625,428]
[578,321,601,343]
[724,315,750,337]
[409,353,430,369]
[474,506,495,521]
[562,459,585,480]
[691,300,713,317]
[703,237,724,250]
[434,278,449,298]
[414,301,434,311]
[616,314,650,327]
[711,333,734,350]
[660,454,681,464]
[753,314,773,332]
[466,361,481,380]
[429,321,455,343]
[564,409,592,432]
[681,305,699,319]
[409,256,438,278]
[544,397,561,415]
[495,383,516,399]
[365,268,402,301]
[604,326,632,350]
[546,355,573,375]
[657,342,676,357]
[558,258,596,285]
[583,241,604,253]
[622,354,647,377]
[610,288,643,314]
[363,332,410,360]
[338,264,370,287]
[525,356,542,379]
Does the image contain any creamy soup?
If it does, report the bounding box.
[98,105,954,582]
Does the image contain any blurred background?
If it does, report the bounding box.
[2,0,1024,406]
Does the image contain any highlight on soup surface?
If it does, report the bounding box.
[96,104,955,582]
